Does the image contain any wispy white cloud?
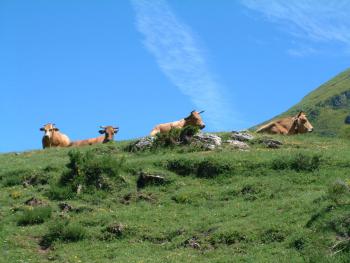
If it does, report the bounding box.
[241,0,350,55]
[131,0,239,130]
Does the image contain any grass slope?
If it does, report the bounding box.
[1,134,350,262]
[255,68,350,136]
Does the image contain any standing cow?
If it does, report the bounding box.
[256,111,314,135]
[150,110,205,136]
[70,126,119,147]
[40,123,71,149]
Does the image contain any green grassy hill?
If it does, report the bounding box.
[1,134,350,262]
[255,68,350,136]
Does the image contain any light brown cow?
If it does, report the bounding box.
[256,111,314,135]
[150,110,205,136]
[40,123,71,149]
[70,126,119,147]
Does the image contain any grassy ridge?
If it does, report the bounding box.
[1,134,350,262]
[254,68,350,136]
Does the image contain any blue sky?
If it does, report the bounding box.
[0,0,349,152]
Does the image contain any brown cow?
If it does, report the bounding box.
[70,126,119,147]
[256,111,314,135]
[40,123,71,149]
[150,110,205,136]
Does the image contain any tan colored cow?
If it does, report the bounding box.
[70,126,119,147]
[150,110,205,136]
[256,111,314,135]
[40,123,71,149]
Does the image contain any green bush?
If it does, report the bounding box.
[166,158,197,176]
[17,206,52,226]
[41,221,86,248]
[153,128,182,148]
[210,230,248,246]
[60,150,126,192]
[101,223,128,241]
[196,159,233,178]
[271,153,321,172]
[153,126,200,149]
[261,229,285,244]
[167,158,233,178]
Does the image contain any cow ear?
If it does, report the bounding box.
[99,130,105,134]
[54,128,59,131]
[40,128,44,131]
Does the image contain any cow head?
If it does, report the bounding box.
[293,112,314,133]
[99,126,119,142]
[184,110,206,129]
[40,123,59,138]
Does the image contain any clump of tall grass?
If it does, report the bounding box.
[17,206,52,226]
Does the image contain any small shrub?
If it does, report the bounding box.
[172,193,193,204]
[210,231,248,246]
[261,229,285,244]
[196,159,233,178]
[153,128,182,148]
[241,185,259,201]
[153,126,200,149]
[40,221,86,248]
[167,158,197,176]
[167,158,233,178]
[59,150,126,192]
[17,206,52,226]
[271,153,321,172]
[290,237,306,251]
[101,223,128,240]
[327,179,350,205]
[179,126,200,144]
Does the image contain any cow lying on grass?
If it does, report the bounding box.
[70,126,119,147]
[256,111,314,135]
[150,110,205,136]
[40,123,71,149]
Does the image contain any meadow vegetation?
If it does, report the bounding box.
[1,131,350,262]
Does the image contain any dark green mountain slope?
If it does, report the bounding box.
[257,68,350,136]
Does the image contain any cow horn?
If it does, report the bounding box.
[199,110,205,114]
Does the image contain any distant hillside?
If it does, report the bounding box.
[255,68,350,136]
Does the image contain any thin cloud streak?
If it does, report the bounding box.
[241,0,350,55]
[131,0,239,130]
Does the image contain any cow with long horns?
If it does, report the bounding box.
[70,126,119,147]
[40,123,71,149]
[150,110,205,136]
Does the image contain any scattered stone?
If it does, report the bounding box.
[129,137,154,151]
[58,202,73,212]
[226,140,250,150]
[231,131,254,142]
[259,138,283,149]
[137,172,167,189]
[24,197,44,207]
[192,133,222,150]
